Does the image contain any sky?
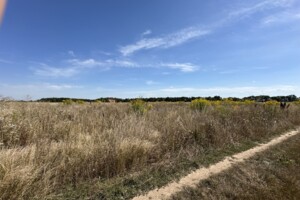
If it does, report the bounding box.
[0,0,300,100]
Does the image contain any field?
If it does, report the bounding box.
[170,131,300,200]
[1,100,300,199]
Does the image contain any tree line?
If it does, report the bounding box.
[37,95,298,103]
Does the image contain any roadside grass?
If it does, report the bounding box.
[171,132,300,200]
[56,139,258,200]
[1,101,300,199]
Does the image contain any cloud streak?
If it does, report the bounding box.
[262,10,300,25]
[32,58,200,78]
[33,59,139,77]
[119,0,295,57]
[120,27,211,56]
[160,62,198,72]
[146,80,159,85]
[0,58,13,64]
[0,83,82,100]
[67,58,138,68]
[123,85,299,98]
[34,65,79,77]
[228,0,295,19]
[142,29,152,36]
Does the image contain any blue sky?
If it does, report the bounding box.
[0,0,300,100]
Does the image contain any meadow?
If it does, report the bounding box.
[1,99,300,199]
[171,129,300,200]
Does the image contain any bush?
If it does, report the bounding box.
[222,98,239,106]
[94,100,102,104]
[75,100,85,105]
[190,98,211,111]
[62,99,74,105]
[293,100,300,106]
[131,99,152,114]
[264,100,280,106]
[210,100,222,106]
[243,100,255,105]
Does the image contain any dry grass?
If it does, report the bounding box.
[0,101,300,199]
[171,131,300,200]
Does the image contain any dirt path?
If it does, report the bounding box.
[133,129,299,200]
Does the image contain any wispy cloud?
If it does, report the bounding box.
[218,66,270,74]
[100,51,112,56]
[67,59,104,68]
[146,80,159,85]
[68,58,137,68]
[142,29,152,36]
[262,10,300,25]
[105,59,138,67]
[0,83,82,99]
[123,85,299,98]
[68,50,75,57]
[0,58,12,64]
[162,85,297,96]
[32,57,200,78]
[160,62,198,72]
[44,84,80,90]
[32,58,139,78]
[229,0,295,18]
[120,27,211,56]
[119,0,295,57]
[33,65,79,77]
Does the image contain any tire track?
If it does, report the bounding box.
[133,128,299,200]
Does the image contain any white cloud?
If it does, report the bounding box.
[119,0,295,57]
[68,59,103,68]
[122,85,299,98]
[262,10,300,25]
[32,59,200,78]
[229,0,295,18]
[120,27,211,56]
[68,58,137,68]
[0,59,12,64]
[45,84,79,90]
[105,59,138,67]
[34,65,79,77]
[160,85,298,97]
[142,29,152,36]
[33,58,139,78]
[218,66,270,74]
[68,50,75,57]
[146,80,159,85]
[160,62,198,72]
[99,51,112,56]
[0,83,82,100]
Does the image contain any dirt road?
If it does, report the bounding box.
[133,128,299,200]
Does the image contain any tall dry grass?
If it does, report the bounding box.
[0,101,300,199]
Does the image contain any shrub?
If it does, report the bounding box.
[293,100,300,106]
[222,98,239,106]
[131,99,152,114]
[75,100,85,105]
[210,100,222,106]
[190,98,211,111]
[62,99,74,105]
[95,100,102,104]
[264,100,280,106]
[243,100,255,105]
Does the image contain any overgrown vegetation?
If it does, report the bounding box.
[0,101,300,199]
[190,98,211,111]
[171,132,300,200]
[131,99,152,114]
[37,94,299,103]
